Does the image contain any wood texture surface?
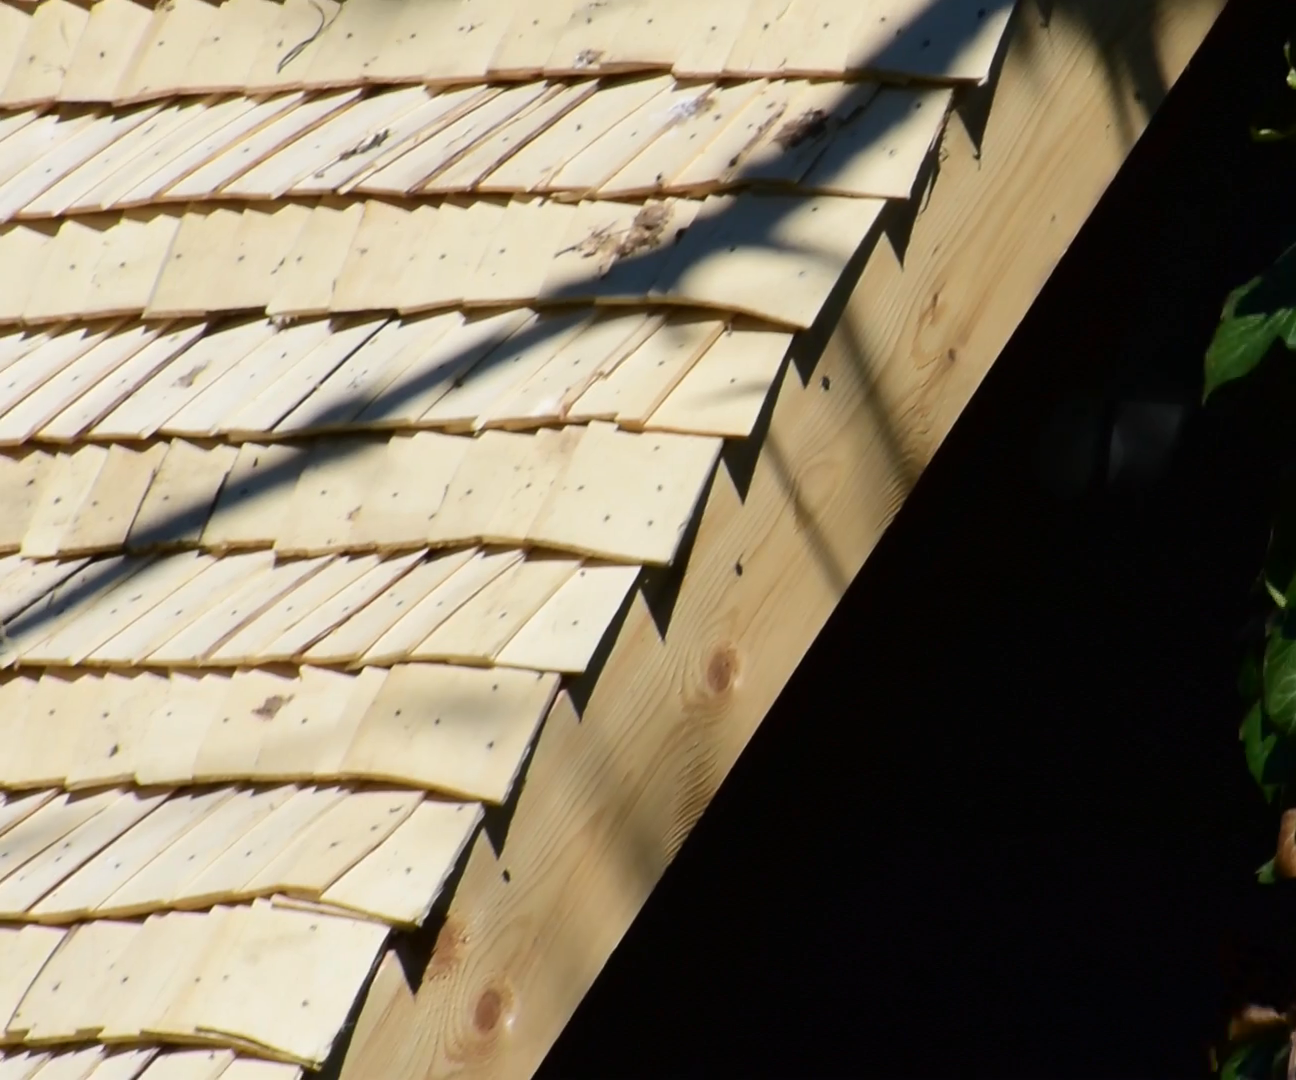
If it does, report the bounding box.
[0,305,788,442]
[0,663,560,800]
[0,0,1010,108]
[0,73,955,227]
[0,900,387,1067]
[0,190,890,330]
[0,426,721,563]
[331,3,1228,1078]
[0,0,1189,1074]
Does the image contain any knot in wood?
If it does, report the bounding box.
[472,982,513,1035]
[705,644,739,696]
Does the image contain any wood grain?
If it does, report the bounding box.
[334,3,1228,1078]
[0,0,1010,103]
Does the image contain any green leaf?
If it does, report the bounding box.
[1205,244,1296,399]
[1239,701,1296,802]
[1264,628,1296,735]
[1240,703,1288,803]
[1258,857,1278,885]
[1286,40,1296,88]
[1221,1034,1290,1080]
[1243,703,1278,796]
[1220,1041,1255,1080]
[1253,123,1296,143]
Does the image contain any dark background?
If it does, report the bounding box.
[535,0,1296,1075]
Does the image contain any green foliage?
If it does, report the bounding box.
[1266,628,1296,735]
[1203,245,1296,400]
[1251,42,1296,140]
[1230,534,1296,866]
[1205,38,1296,1067]
[1227,500,1296,818]
[1242,704,1282,804]
[1218,467,1296,867]
[1206,43,1296,860]
[1206,43,1296,399]
[1219,1034,1289,1080]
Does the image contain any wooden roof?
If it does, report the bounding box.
[0,0,1228,1077]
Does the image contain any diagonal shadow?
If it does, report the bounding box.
[0,0,1207,1056]
[1029,0,1177,145]
[0,0,1026,650]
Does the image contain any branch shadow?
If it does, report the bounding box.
[3,61,949,650]
[0,0,1205,1068]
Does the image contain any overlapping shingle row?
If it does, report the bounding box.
[0,0,1017,1072]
